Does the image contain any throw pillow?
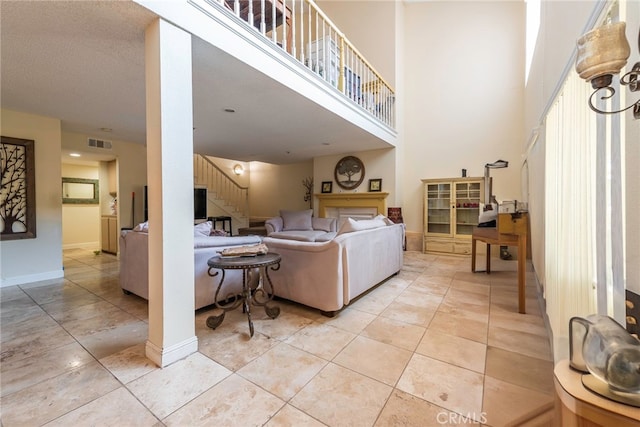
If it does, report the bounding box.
[338,217,387,235]
[312,217,336,232]
[133,221,149,232]
[194,221,213,236]
[280,209,313,231]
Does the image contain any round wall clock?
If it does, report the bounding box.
[334,156,365,190]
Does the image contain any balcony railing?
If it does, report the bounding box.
[211,0,395,128]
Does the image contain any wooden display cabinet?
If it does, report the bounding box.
[422,177,484,255]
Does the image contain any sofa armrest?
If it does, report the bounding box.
[265,217,283,235]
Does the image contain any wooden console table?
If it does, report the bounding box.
[471,212,529,313]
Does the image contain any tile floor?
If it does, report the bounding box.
[0,249,555,426]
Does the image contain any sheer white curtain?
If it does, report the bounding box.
[544,70,598,358]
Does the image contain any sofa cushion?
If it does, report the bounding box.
[194,221,213,236]
[194,235,262,248]
[312,217,337,232]
[280,209,313,231]
[268,230,327,242]
[338,217,387,235]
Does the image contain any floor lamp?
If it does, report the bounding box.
[484,159,511,259]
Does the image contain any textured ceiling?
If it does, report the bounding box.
[1,0,390,164]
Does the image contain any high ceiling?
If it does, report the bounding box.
[1,0,391,165]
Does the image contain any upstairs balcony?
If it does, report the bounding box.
[207,0,395,129]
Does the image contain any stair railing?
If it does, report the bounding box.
[193,154,249,216]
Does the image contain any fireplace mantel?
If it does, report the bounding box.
[316,192,389,218]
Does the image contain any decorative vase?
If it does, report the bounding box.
[570,314,640,394]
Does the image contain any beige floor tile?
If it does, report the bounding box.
[238,342,326,400]
[444,288,490,307]
[381,300,437,327]
[290,363,392,427]
[428,310,489,344]
[264,404,326,427]
[449,279,491,296]
[43,387,159,426]
[489,309,548,337]
[488,326,553,361]
[454,270,492,285]
[484,347,554,394]
[375,389,482,427]
[416,330,486,373]
[127,352,231,420]
[316,306,377,334]
[482,375,554,427]
[361,316,426,352]
[42,299,122,323]
[397,354,484,419]
[0,361,120,426]
[285,322,356,360]
[21,281,95,305]
[334,335,412,386]
[1,309,60,343]
[1,341,94,398]
[75,319,148,359]
[253,310,316,340]
[163,374,284,426]
[0,324,76,365]
[394,288,443,310]
[199,328,279,372]
[99,343,158,384]
[438,299,490,323]
[406,279,450,297]
[350,290,395,315]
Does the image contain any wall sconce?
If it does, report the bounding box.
[575,21,640,119]
[233,164,244,175]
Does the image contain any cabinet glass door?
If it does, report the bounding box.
[426,183,451,234]
[455,182,481,235]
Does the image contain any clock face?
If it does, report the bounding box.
[334,156,365,190]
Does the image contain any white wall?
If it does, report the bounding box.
[61,163,100,249]
[401,1,526,233]
[1,109,63,286]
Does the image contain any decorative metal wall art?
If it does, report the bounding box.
[1,136,36,240]
[334,156,365,190]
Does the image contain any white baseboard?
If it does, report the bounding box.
[1,269,64,287]
[145,336,199,368]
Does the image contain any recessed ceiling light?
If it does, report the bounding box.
[322,142,331,146]
[100,127,112,132]
[69,153,81,157]
[223,108,236,113]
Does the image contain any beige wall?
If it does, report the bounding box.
[62,131,147,229]
[249,160,314,219]
[61,163,101,249]
[401,1,526,233]
[1,109,63,286]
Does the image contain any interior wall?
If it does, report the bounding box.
[312,148,397,215]
[1,109,63,286]
[401,1,526,233]
[61,163,101,249]
[61,131,147,229]
[248,160,314,219]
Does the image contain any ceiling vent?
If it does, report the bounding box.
[87,138,113,150]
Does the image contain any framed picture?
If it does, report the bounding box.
[369,178,382,192]
[321,181,333,193]
[334,156,365,190]
[1,136,36,240]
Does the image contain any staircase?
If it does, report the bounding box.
[193,154,249,234]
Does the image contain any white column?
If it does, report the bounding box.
[144,18,197,367]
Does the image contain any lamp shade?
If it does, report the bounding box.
[576,22,630,88]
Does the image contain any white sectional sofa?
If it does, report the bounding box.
[119,221,262,310]
[263,213,404,315]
